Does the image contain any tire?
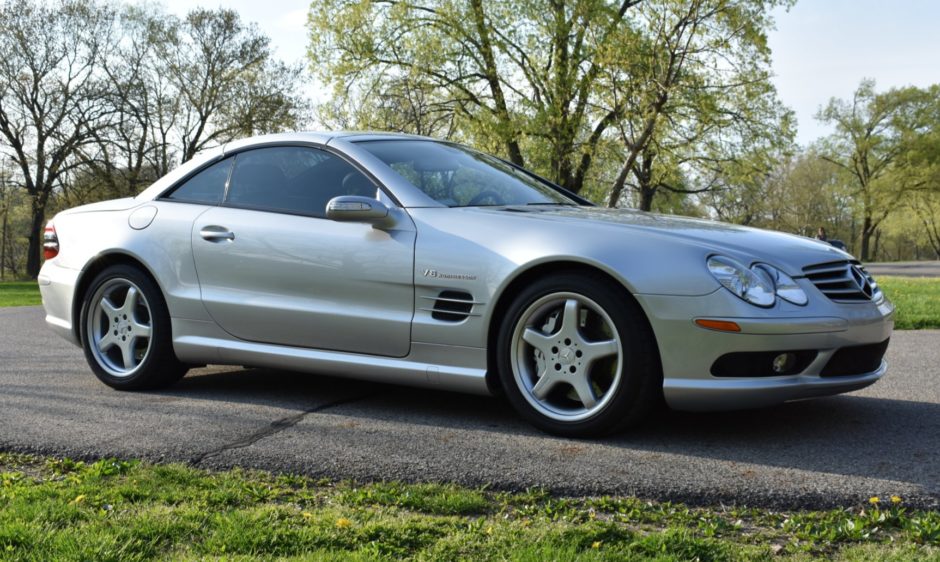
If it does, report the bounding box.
[496,272,661,437]
[79,264,187,390]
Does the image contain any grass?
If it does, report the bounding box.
[877,277,940,330]
[0,281,40,307]
[0,453,937,561]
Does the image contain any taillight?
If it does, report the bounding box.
[43,222,59,260]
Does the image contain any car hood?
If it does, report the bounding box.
[490,206,851,276]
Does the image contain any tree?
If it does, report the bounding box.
[603,0,794,210]
[309,0,651,194]
[308,0,791,209]
[0,0,117,278]
[816,79,934,261]
[77,5,310,203]
[161,8,307,164]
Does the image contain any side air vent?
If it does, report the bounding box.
[421,291,479,322]
[803,260,882,303]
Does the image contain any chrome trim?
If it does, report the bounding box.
[417,307,482,317]
[418,295,486,305]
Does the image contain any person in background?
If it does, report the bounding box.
[816,227,828,242]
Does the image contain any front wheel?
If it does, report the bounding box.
[80,264,187,390]
[497,273,661,437]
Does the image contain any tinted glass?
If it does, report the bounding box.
[166,158,232,204]
[225,146,377,216]
[358,140,576,207]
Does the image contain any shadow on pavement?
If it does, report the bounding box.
[148,366,939,495]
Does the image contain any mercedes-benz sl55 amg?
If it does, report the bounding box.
[39,132,894,436]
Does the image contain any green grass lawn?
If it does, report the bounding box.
[0,281,41,307]
[877,277,940,330]
[0,453,937,561]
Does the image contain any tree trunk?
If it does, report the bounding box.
[25,205,45,279]
[638,187,656,212]
[0,204,7,281]
[859,216,873,262]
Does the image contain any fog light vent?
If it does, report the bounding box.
[711,350,817,377]
[772,353,795,374]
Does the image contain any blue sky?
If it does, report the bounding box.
[152,0,940,145]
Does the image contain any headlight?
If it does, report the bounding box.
[707,255,775,307]
[753,264,808,306]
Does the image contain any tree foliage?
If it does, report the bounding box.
[0,0,116,278]
[0,0,308,277]
[816,79,936,261]
[308,0,793,210]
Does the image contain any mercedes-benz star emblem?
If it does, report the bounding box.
[850,265,874,299]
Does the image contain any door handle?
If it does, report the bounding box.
[199,226,235,242]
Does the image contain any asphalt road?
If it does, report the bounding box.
[1,306,937,510]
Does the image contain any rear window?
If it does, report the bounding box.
[165,159,232,205]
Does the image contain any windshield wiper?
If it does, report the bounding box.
[525,201,577,206]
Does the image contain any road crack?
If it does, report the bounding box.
[190,394,369,465]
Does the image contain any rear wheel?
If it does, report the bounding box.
[80,264,187,390]
[497,273,660,437]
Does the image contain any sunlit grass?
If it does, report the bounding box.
[877,276,940,330]
[0,453,937,561]
[0,281,40,307]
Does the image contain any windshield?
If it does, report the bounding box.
[357,140,577,207]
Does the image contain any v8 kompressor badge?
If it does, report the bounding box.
[423,269,477,281]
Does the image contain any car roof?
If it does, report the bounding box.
[221,131,436,154]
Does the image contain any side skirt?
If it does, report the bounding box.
[171,318,490,395]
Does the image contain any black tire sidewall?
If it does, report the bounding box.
[80,264,184,390]
[496,273,660,437]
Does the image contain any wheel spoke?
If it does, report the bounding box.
[581,338,618,362]
[98,332,117,352]
[99,297,119,318]
[121,286,140,314]
[570,374,598,409]
[131,320,151,339]
[531,372,560,400]
[119,338,137,369]
[560,298,580,335]
[522,327,554,356]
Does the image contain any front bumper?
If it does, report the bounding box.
[636,290,894,412]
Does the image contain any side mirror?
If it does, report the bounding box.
[326,196,393,226]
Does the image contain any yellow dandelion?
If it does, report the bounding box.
[890,495,902,505]
[592,541,602,549]
[336,517,353,529]
[868,496,880,505]
[301,511,313,519]
[69,495,86,505]
[486,525,493,535]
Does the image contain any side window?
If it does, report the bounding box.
[165,158,232,204]
[225,146,377,217]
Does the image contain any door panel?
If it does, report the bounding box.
[190,145,416,358]
[192,206,415,357]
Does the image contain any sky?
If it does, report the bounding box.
[150,0,940,146]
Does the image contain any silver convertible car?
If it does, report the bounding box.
[39,132,894,436]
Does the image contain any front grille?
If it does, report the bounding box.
[821,339,890,377]
[802,260,882,303]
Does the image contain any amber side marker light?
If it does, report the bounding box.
[694,319,741,332]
